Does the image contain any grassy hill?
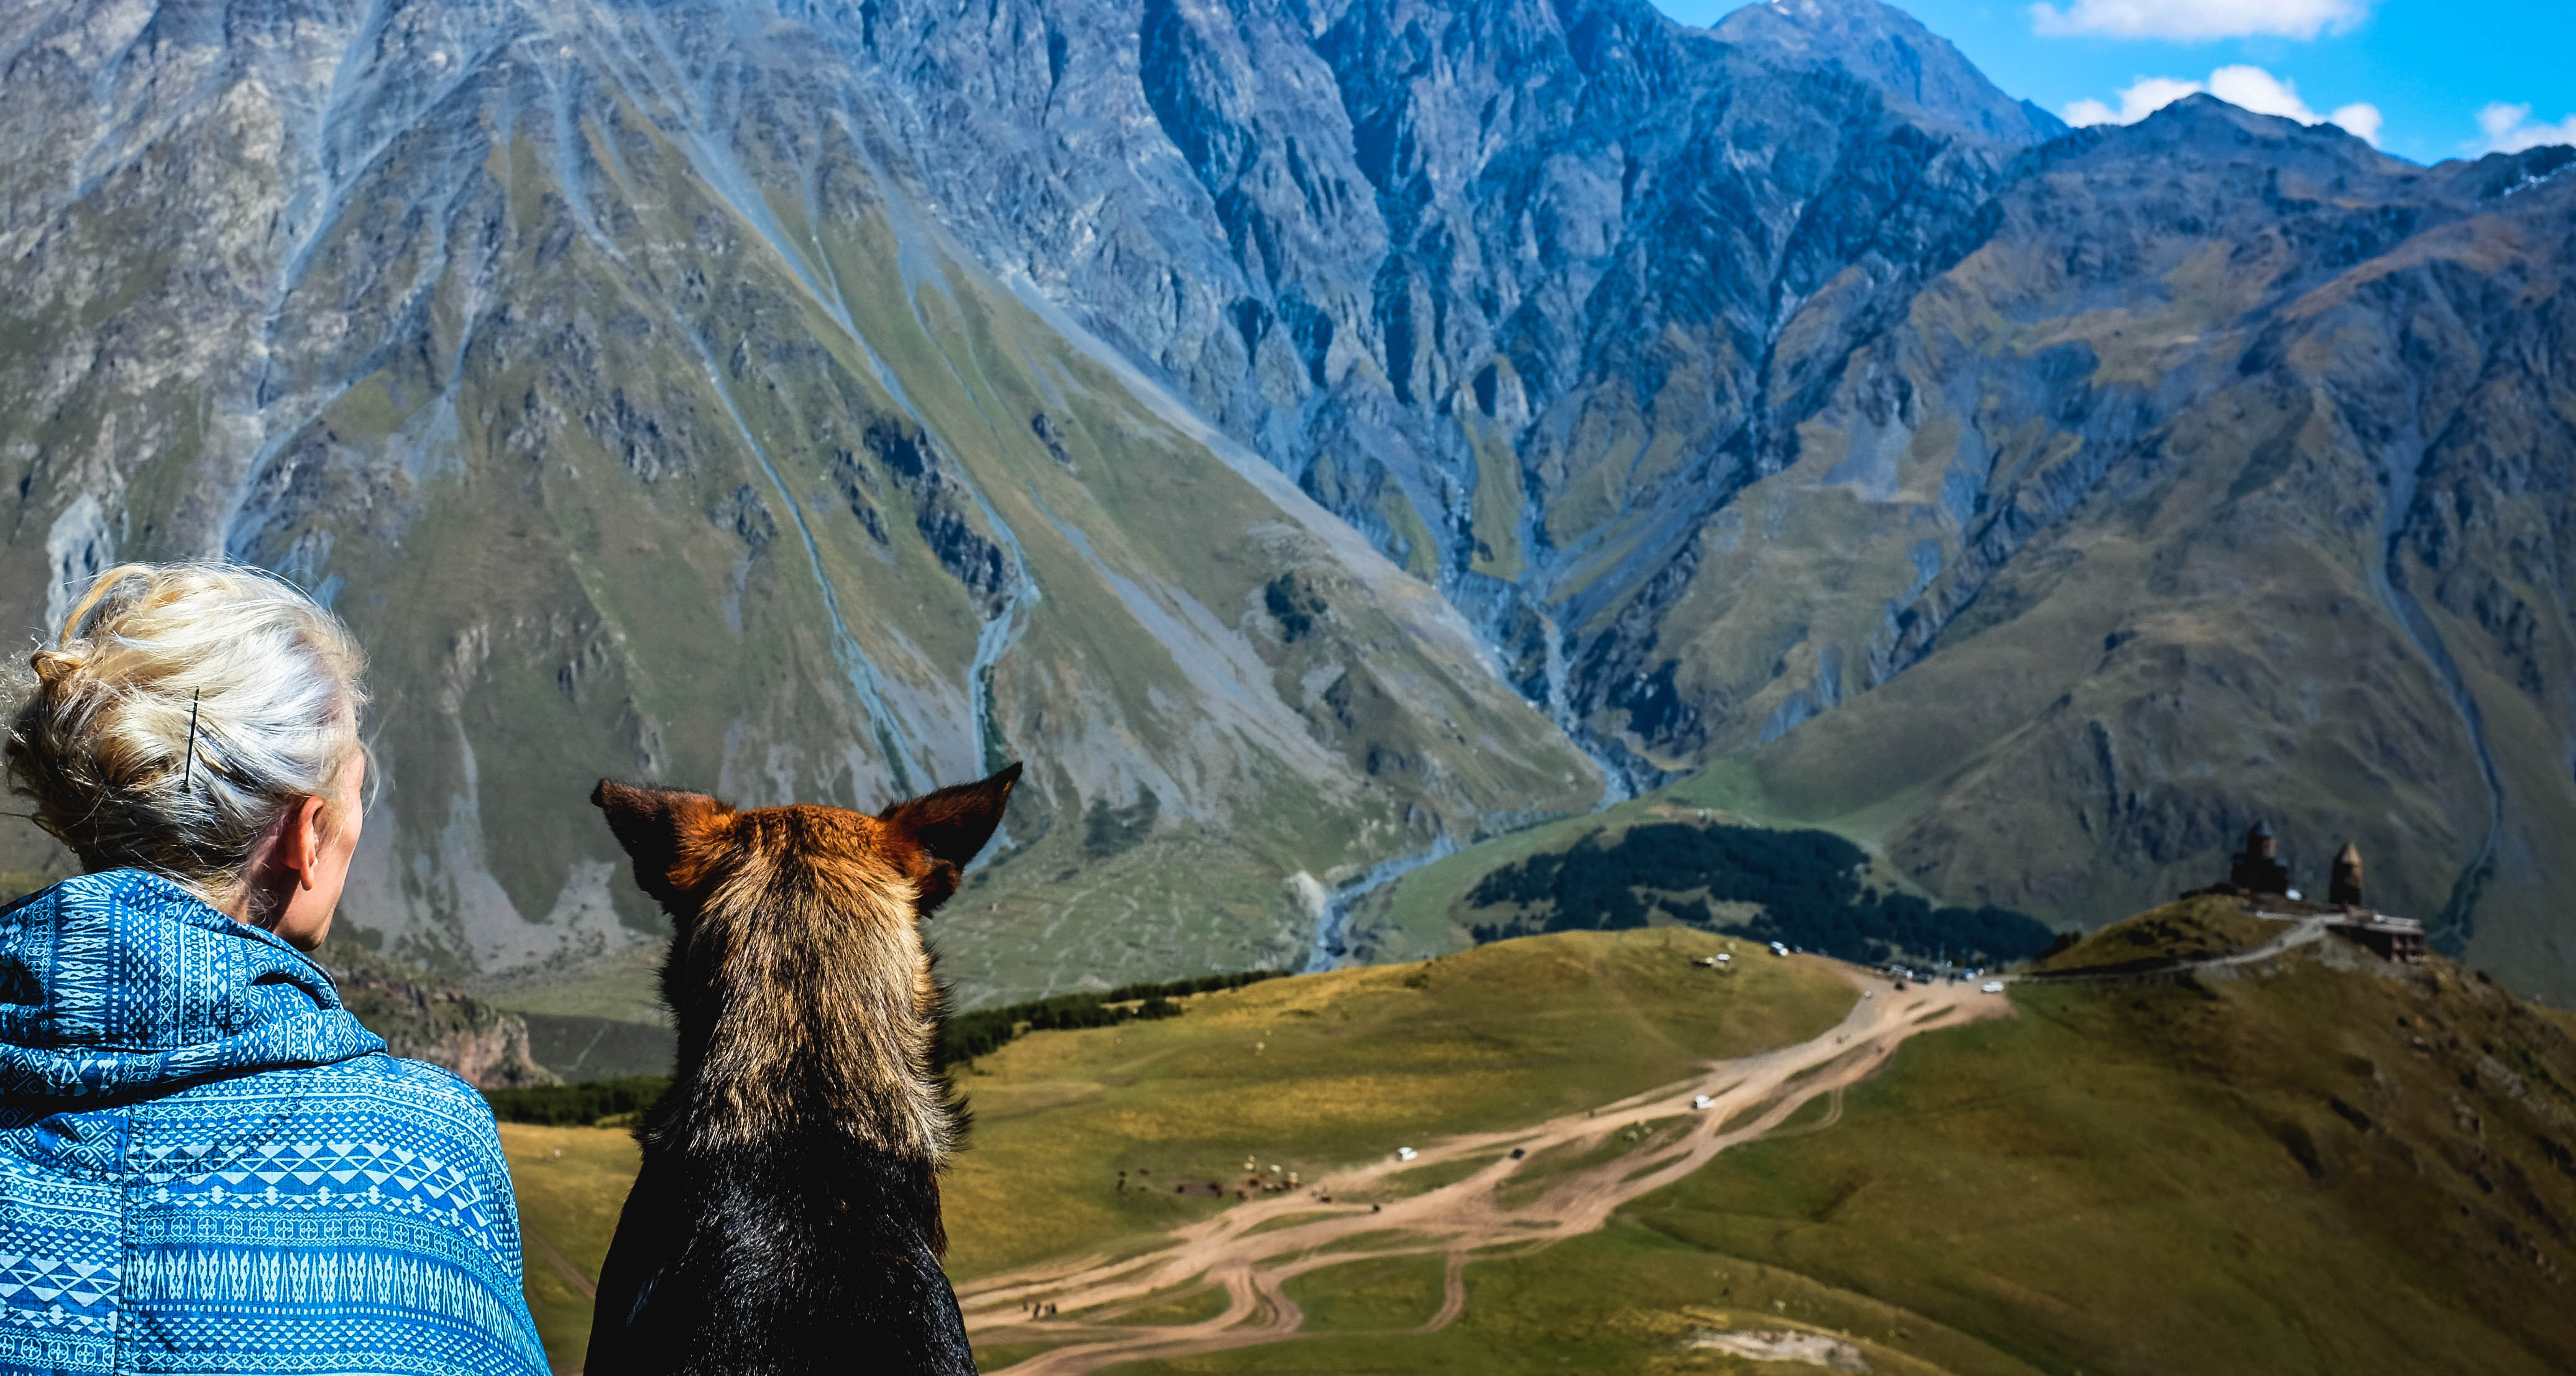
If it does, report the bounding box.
[933,929,1854,1282]
[501,910,2576,1374]
[501,929,1852,1367]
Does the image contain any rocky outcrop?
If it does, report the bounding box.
[860,416,1022,616]
[318,938,557,1090]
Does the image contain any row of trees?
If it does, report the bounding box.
[938,968,1290,1066]
[1467,822,2054,966]
[482,968,1293,1124]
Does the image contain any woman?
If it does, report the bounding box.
[0,564,546,1376]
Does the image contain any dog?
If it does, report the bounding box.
[582,763,1019,1375]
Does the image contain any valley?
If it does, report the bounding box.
[0,0,2569,1368]
[5,0,2569,1002]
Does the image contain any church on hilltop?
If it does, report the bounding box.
[2202,823,2425,965]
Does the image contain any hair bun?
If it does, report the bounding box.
[29,646,89,688]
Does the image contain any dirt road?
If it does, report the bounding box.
[957,963,2011,1374]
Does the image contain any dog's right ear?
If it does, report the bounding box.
[592,779,734,913]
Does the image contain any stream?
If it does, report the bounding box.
[1299,608,1644,971]
[1301,835,1461,973]
[2370,445,2504,951]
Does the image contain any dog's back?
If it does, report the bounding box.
[584,766,1019,1376]
[589,1142,969,1374]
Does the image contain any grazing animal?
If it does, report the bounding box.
[584,764,1020,1375]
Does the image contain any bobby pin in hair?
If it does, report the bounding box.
[183,689,201,790]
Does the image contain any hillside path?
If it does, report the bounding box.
[957,964,2009,1374]
[2206,917,2332,969]
[2024,914,2334,983]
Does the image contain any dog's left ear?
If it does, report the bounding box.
[879,762,1022,915]
[592,779,735,915]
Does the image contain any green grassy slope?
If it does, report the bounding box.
[1614,970,2576,1375]
[498,929,1851,1363]
[1099,907,2576,1376]
[502,908,2576,1375]
[1101,1224,2028,1376]
[500,1124,642,1372]
[938,929,1855,1280]
[2029,893,2280,973]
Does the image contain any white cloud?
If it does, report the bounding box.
[2207,65,2319,121]
[2062,75,2207,126]
[2030,0,2373,41]
[2061,66,2382,145]
[2327,103,2383,145]
[2475,103,2576,155]
[2328,104,2386,144]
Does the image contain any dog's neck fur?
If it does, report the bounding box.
[653,815,954,1165]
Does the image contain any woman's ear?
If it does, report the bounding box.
[879,763,1021,914]
[591,779,733,913]
[281,796,330,888]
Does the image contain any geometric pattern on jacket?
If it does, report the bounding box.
[0,869,547,1375]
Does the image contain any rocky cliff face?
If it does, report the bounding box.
[1662,106,2576,989]
[319,938,556,1089]
[0,0,1606,1004]
[869,0,2058,786]
[813,0,2576,988]
[2,0,2569,998]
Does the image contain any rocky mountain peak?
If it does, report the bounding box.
[2097,92,2408,180]
[1710,0,2065,145]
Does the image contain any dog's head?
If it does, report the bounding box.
[590,761,1020,924]
[589,763,1020,1158]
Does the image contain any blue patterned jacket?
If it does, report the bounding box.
[0,870,548,1376]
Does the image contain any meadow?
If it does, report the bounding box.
[1045,914,2576,1375]
[500,908,2576,1375]
[502,1123,643,1370]
[937,928,1855,1280]
[500,928,1853,1365]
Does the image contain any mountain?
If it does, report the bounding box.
[0,0,1608,1004]
[2,0,2570,1001]
[1352,93,2576,989]
[1710,0,2066,145]
[1705,103,2576,989]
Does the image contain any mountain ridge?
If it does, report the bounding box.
[1708,0,2066,147]
[2,0,2570,999]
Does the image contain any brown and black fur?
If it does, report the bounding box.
[583,764,1019,1376]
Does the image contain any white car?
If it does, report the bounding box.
[1396,1147,1418,1162]
[1692,1094,1715,1110]
[1980,981,2005,994]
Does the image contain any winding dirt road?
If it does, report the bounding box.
[958,964,2011,1374]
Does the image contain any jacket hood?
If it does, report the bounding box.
[0,869,385,1101]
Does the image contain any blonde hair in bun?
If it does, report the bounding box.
[5,562,369,904]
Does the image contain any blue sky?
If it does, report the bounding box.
[1647,0,2576,166]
